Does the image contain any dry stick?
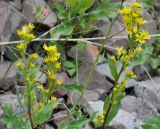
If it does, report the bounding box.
[0,34,160,45]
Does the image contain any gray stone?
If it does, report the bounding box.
[95,63,137,88]
[110,109,142,129]
[121,95,159,121]
[22,0,57,26]
[84,124,93,129]
[0,93,19,110]
[45,124,55,129]
[68,90,100,106]
[36,71,47,84]
[85,101,104,115]
[52,110,68,128]
[75,64,112,91]
[0,61,17,79]
[67,45,98,65]
[134,77,160,111]
[0,1,21,42]
[12,85,26,95]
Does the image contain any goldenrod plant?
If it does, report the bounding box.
[1,1,152,129]
[93,2,150,128]
[2,23,61,129]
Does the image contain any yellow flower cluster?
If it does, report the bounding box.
[113,80,126,94]
[119,2,150,44]
[94,113,104,127]
[17,23,35,40]
[125,71,137,79]
[16,23,35,53]
[43,44,62,88]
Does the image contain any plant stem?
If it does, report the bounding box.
[28,94,35,129]
[73,11,120,110]
[101,63,126,129]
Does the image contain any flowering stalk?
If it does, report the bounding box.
[93,2,151,128]
[16,23,61,129]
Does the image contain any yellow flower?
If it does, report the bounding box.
[136,30,150,44]
[16,60,22,67]
[44,56,50,63]
[122,50,127,55]
[33,77,38,82]
[110,55,116,61]
[17,23,35,40]
[30,63,35,68]
[45,89,50,95]
[43,44,57,53]
[25,33,35,40]
[131,2,142,8]
[31,53,39,60]
[122,15,132,24]
[55,79,62,86]
[116,46,123,56]
[28,23,35,31]
[50,56,58,62]
[133,27,138,33]
[126,71,137,79]
[55,62,61,69]
[37,84,44,91]
[46,71,55,80]
[16,43,24,50]
[121,55,130,63]
[51,96,57,102]
[135,18,147,25]
[119,7,131,15]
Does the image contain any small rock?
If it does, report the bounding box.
[96,63,137,88]
[85,101,104,115]
[68,90,100,106]
[121,95,159,121]
[0,62,17,91]
[45,124,55,129]
[12,85,26,95]
[22,0,57,26]
[134,77,160,111]
[110,109,142,129]
[67,45,98,65]
[84,124,93,129]
[52,110,68,128]
[0,93,20,113]
[37,71,47,84]
[75,64,112,92]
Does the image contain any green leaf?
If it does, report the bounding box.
[108,55,118,79]
[66,0,79,8]
[150,58,159,69]
[55,2,67,20]
[60,117,89,129]
[63,83,84,93]
[67,68,76,77]
[1,104,31,129]
[143,44,153,55]
[78,0,95,14]
[129,54,150,66]
[36,101,57,126]
[66,0,95,16]
[89,2,121,21]
[50,22,73,37]
[103,93,124,125]
[63,61,76,69]
[142,116,160,129]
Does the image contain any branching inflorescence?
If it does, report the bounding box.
[94,2,151,129]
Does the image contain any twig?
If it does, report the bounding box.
[0,34,159,45]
